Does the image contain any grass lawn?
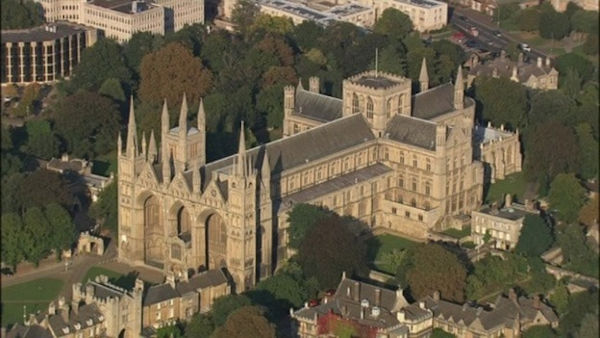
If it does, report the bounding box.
[81,266,123,284]
[442,226,471,239]
[1,278,63,327]
[484,172,529,204]
[366,234,417,274]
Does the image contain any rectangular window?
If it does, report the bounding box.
[405,211,410,218]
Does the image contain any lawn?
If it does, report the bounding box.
[442,226,471,239]
[484,172,529,204]
[366,234,417,274]
[82,266,123,284]
[82,266,150,290]
[1,278,63,327]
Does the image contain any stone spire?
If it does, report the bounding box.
[454,65,464,110]
[117,132,122,157]
[297,78,304,91]
[179,93,188,137]
[192,161,201,193]
[141,130,147,159]
[197,98,205,131]
[126,96,137,157]
[163,149,172,184]
[148,130,157,163]
[419,58,429,92]
[236,121,247,177]
[261,150,270,185]
[161,98,169,162]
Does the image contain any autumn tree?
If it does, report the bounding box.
[139,42,213,107]
[231,0,260,37]
[53,91,120,158]
[297,214,369,289]
[212,306,275,338]
[579,195,599,227]
[404,244,467,302]
[548,173,586,223]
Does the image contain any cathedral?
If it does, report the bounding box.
[117,60,522,291]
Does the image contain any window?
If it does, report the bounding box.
[366,97,374,119]
[398,175,404,188]
[405,211,410,218]
[426,159,431,172]
[413,155,417,168]
[352,93,359,114]
[425,183,431,196]
[418,214,423,221]
[392,207,397,214]
[412,179,417,191]
[400,152,405,164]
[411,198,416,207]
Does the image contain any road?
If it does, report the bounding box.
[450,7,549,61]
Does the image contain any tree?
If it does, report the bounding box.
[378,45,407,76]
[518,8,540,32]
[287,204,331,249]
[297,214,369,289]
[558,289,599,337]
[528,91,577,127]
[89,181,118,232]
[561,69,581,97]
[1,173,25,214]
[123,31,164,74]
[431,328,456,338]
[373,8,413,41]
[22,207,51,265]
[293,21,325,52]
[577,312,599,338]
[53,91,120,158]
[212,306,275,338]
[185,314,214,337]
[1,213,25,270]
[249,14,294,36]
[575,123,599,180]
[549,282,569,315]
[557,224,599,278]
[210,294,252,327]
[231,0,260,37]
[524,121,579,182]
[256,85,284,129]
[466,254,528,300]
[156,323,183,338]
[579,195,599,227]
[549,173,586,223]
[255,272,307,309]
[538,8,570,40]
[570,10,599,34]
[23,120,60,160]
[44,203,75,255]
[18,169,74,212]
[405,244,467,302]
[13,83,40,117]
[70,39,131,91]
[99,78,126,102]
[473,76,528,129]
[583,33,599,55]
[0,0,44,29]
[516,215,553,257]
[522,325,558,338]
[555,53,595,82]
[139,42,213,107]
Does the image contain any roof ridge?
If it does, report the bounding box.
[413,82,453,97]
[296,87,343,102]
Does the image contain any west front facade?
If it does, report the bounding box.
[117,61,521,291]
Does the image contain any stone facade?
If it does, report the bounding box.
[550,0,598,12]
[467,52,559,91]
[77,231,105,255]
[1,22,97,85]
[471,195,539,250]
[34,0,204,42]
[117,62,523,291]
[473,122,522,183]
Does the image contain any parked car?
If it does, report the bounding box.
[519,43,531,52]
[493,30,502,37]
[470,26,479,37]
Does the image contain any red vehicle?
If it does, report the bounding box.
[452,31,466,43]
[308,299,319,307]
[325,289,336,297]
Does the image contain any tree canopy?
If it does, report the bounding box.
[212,306,276,338]
[473,76,528,129]
[548,173,586,223]
[515,215,553,257]
[70,39,132,92]
[373,8,413,41]
[1,0,44,29]
[287,204,331,249]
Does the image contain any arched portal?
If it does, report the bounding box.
[176,207,191,242]
[206,214,227,269]
[144,195,163,268]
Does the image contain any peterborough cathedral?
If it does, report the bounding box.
[117,60,522,291]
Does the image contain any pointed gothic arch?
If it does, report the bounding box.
[143,194,164,267]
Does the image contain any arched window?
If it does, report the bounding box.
[352,94,359,114]
[177,207,191,235]
[366,97,374,119]
[386,98,393,118]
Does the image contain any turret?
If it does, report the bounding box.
[454,65,464,110]
[261,150,270,183]
[161,98,169,162]
[192,161,201,194]
[141,131,147,160]
[177,93,188,171]
[163,148,172,184]
[197,98,206,167]
[419,58,429,92]
[309,76,319,93]
[117,132,122,157]
[148,130,157,163]
[126,96,138,158]
[235,121,247,177]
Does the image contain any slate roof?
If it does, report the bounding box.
[412,83,455,120]
[176,269,229,295]
[47,304,104,336]
[493,295,559,325]
[6,324,53,338]
[204,114,375,186]
[385,115,437,150]
[280,164,393,212]
[143,283,179,306]
[294,88,343,122]
[469,57,556,82]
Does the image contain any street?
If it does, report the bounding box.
[450,7,549,61]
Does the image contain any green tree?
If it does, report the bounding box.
[256,85,284,129]
[524,121,579,182]
[184,313,214,338]
[583,33,599,55]
[254,271,308,315]
[378,45,407,76]
[1,213,25,270]
[123,31,164,74]
[570,10,599,34]
[44,203,75,256]
[466,254,528,300]
[249,14,294,36]
[1,173,25,214]
[575,123,599,179]
[528,91,577,126]
[22,207,51,265]
[431,328,456,338]
[89,181,118,232]
[539,7,570,40]
[23,120,60,160]
[549,282,569,315]
[98,78,126,102]
[139,42,213,107]
[13,83,40,117]
[473,76,528,129]
[293,21,325,52]
[53,91,120,158]
[555,53,595,82]
[212,306,275,338]
[558,289,599,337]
[522,325,558,338]
[549,173,586,223]
[557,224,599,278]
[561,69,581,97]
[405,244,467,302]
[518,8,540,32]
[19,169,74,212]
[70,39,132,91]
[210,294,252,327]
[1,153,23,177]
[577,312,599,338]
[373,8,413,41]
[287,204,331,249]
[516,215,553,257]
[298,214,369,289]
[333,320,358,338]
[231,0,260,37]
[0,0,44,29]
[156,323,183,338]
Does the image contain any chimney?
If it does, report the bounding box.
[85,284,94,304]
[537,57,542,68]
[419,301,425,309]
[131,1,138,13]
[166,273,176,288]
[533,295,541,309]
[509,288,517,302]
[48,302,56,315]
[353,282,360,302]
[505,194,512,208]
[374,288,381,307]
[61,153,69,162]
[360,307,365,319]
[500,124,505,131]
[433,291,440,301]
[309,76,319,93]
[397,310,406,322]
[72,300,79,315]
[545,57,550,67]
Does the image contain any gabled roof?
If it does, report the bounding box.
[294,88,343,122]
[6,324,53,338]
[176,269,229,295]
[412,83,455,120]
[385,115,437,150]
[143,284,179,306]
